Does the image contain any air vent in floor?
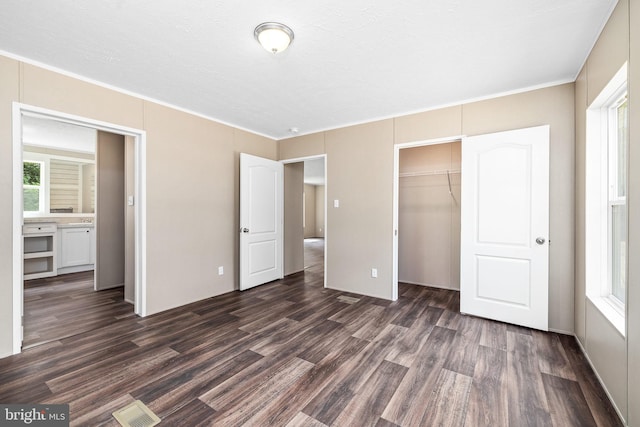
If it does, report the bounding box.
[112,400,161,427]
[337,295,360,304]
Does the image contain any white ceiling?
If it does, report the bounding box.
[304,158,325,186]
[22,115,96,154]
[0,1,616,140]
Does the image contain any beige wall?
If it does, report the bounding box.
[398,142,461,290]
[279,83,574,330]
[280,133,325,160]
[284,163,304,275]
[575,66,587,345]
[95,131,125,290]
[304,184,317,238]
[574,0,631,422]
[303,184,326,239]
[143,105,277,315]
[0,55,277,357]
[325,119,395,299]
[124,136,135,303]
[315,185,325,238]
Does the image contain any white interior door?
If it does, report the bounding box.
[240,153,284,290]
[460,125,549,330]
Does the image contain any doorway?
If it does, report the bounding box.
[12,103,147,354]
[392,136,463,300]
[397,141,461,293]
[282,155,327,287]
[392,127,550,329]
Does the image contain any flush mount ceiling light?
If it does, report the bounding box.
[254,22,294,54]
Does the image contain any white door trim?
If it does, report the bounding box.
[281,154,328,288]
[12,102,148,355]
[392,135,466,301]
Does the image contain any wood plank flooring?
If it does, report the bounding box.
[23,271,134,349]
[2,239,622,426]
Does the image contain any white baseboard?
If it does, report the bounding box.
[124,298,134,305]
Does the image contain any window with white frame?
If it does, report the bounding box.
[585,62,628,335]
[23,160,45,214]
[608,92,627,306]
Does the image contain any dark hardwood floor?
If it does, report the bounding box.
[2,238,622,426]
[23,271,134,349]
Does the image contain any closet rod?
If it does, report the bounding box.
[399,169,461,178]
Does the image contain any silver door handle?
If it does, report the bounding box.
[536,237,546,245]
[241,228,249,233]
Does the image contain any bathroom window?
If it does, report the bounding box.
[23,160,45,213]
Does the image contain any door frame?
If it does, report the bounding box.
[12,102,147,354]
[392,135,465,301]
[281,154,328,288]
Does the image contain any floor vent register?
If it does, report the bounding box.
[112,400,161,427]
[337,295,360,304]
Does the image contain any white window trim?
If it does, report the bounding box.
[606,94,627,307]
[22,156,49,217]
[585,62,627,337]
[23,151,95,218]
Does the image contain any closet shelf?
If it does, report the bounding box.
[399,169,461,178]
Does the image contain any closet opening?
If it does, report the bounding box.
[393,139,461,299]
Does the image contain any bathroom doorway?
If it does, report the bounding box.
[12,103,147,353]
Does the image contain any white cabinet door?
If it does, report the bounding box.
[60,228,94,267]
[239,153,284,290]
[460,125,549,331]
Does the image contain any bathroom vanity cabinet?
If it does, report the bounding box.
[23,222,96,281]
[57,225,95,274]
[23,222,58,280]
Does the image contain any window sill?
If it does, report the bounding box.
[587,294,626,337]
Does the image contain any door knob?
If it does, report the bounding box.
[241,228,249,233]
[536,237,546,245]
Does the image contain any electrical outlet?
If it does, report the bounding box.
[371,268,378,278]
[218,266,224,276]
[334,199,340,208]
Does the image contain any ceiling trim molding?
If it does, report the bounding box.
[1,48,576,142]
[283,77,576,140]
[0,49,277,141]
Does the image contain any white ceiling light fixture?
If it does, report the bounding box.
[254,22,294,54]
